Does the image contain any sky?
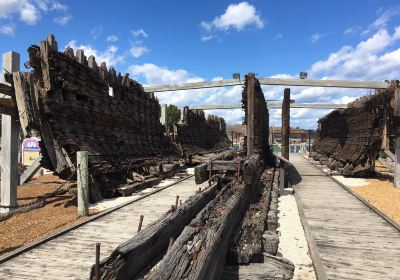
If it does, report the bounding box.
[1,0,400,129]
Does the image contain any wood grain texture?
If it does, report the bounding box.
[0,176,206,279]
[291,154,400,280]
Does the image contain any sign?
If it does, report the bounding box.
[22,137,40,166]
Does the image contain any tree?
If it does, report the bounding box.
[166,104,181,131]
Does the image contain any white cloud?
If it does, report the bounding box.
[19,1,40,25]
[131,28,148,38]
[54,14,71,25]
[310,28,399,80]
[128,63,202,85]
[65,40,125,66]
[201,35,214,42]
[201,1,264,32]
[274,33,283,40]
[310,32,331,43]
[91,25,103,40]
[130,46,149,58]
[361,7,400,36]
[0,24,16,36]
[343,26,361,36]
[0,0,67,26]
[106,35,118,42]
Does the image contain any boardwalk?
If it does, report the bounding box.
[291,154,400,280]
[0,175,205,279]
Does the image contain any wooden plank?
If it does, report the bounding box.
[0,176,204,279]
[19,155,42,184]
[13,72,34,137]
[143,78,389,93]
[291,154,400,280]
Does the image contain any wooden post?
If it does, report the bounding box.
[282,88,290,189]
[77,151,89,216]
[0,51,20,212]
[393,81,400,188]
[95,242,100,280]
[282,88,290,160]
[246,73,256,156]
[160,104,167,133]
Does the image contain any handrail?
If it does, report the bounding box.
[273,152,292,166]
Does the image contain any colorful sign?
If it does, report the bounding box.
[22,137,40,165]
[22,137,40,151]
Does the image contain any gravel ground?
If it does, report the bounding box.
[0,175,92,256]
[352,178,400,224]
[277,188,316,280]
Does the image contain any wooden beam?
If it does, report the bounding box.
[282,89,290,189]
[0,51,20,211]
[394,81,400,188]
[247,73,255,156]
[189,103,348,110]
[19,156,42,184]
[143,77,389,92]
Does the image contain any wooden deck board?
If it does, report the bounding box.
[0,176,204,279]
[291,154,400,280]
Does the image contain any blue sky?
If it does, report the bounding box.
[1,0,400,128]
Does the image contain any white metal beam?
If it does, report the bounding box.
[144,77,389,92]
[189,103,347,110]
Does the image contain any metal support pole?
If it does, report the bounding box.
[231,131,234,147]
[0,51,20,212]
[77,151,89,216]
[308,129,311,153]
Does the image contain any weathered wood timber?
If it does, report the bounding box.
[311,85,396,176]
[149,154,263,280]
[223,254,295,280]
[91,180,222,280]
[117,177,162,196]
[227,168,274,264]
[242,74,272,161]
[176,109,231,155]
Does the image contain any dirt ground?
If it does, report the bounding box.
[0,174,95,256]
[352,178,400,224]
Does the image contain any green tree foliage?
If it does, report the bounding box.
[166,104,181,130]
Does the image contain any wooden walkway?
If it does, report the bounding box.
[0,175,205,279]
[291,154,400,280]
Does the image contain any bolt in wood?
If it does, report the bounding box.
[180,200,182,206]
[137,215,144,232]
[175,195,179,209]
[95,242,101,280]
[170,204,175,212]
